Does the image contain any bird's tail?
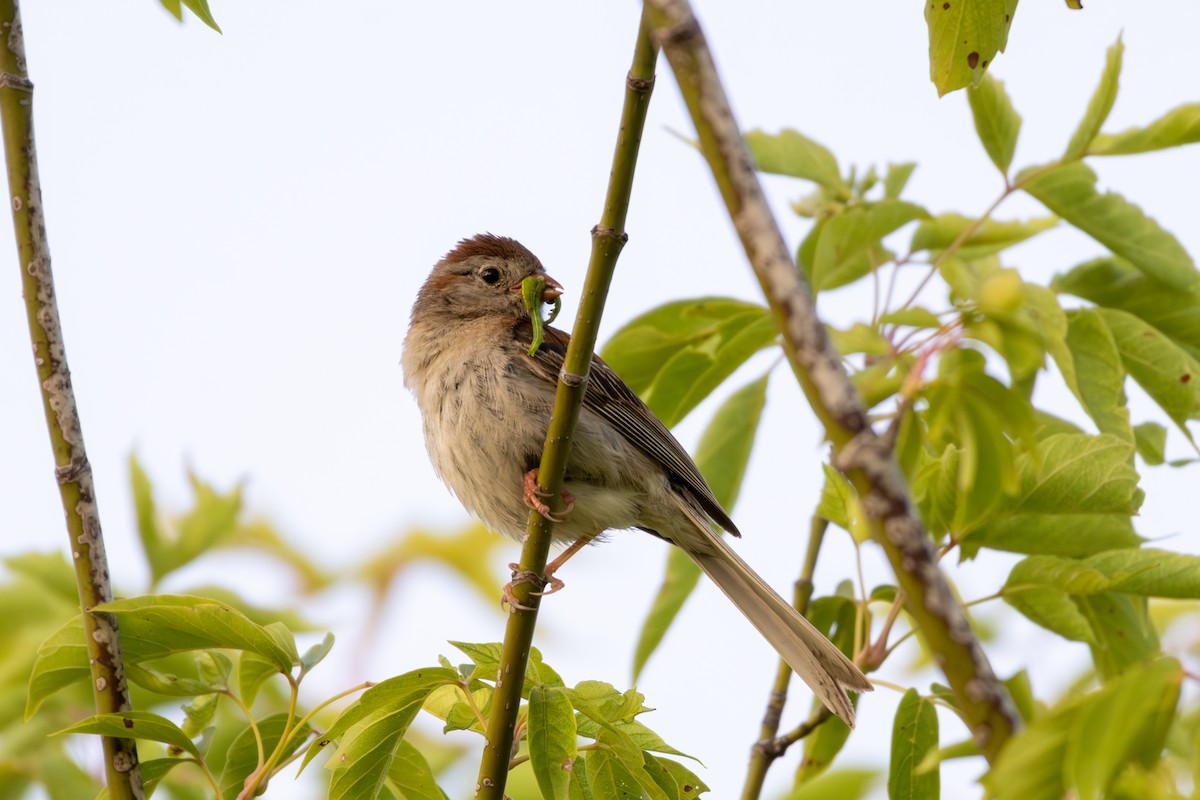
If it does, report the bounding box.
[680,523,872,727]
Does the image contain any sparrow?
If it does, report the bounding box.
[401,233,871,725]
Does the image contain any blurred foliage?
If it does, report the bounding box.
[6,457,492,798]
[9,9,1200,800]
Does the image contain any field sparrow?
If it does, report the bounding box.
[401,233,871,725]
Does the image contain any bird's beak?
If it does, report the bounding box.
[541,275,563,302]
[510,274,564,303]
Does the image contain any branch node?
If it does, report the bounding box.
[559,369,586,387]
[590,224,628,244]
[625,71,655,93]
[0,71,31,91]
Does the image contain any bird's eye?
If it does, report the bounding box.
[480,267,501,285]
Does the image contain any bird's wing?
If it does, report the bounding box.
[515,320,740,536]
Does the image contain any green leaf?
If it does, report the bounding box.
[569,682,649,727]
[423,683,489,734]
[1095,308,1200,432]
[796,720,852,786]
[1064,658,1181,800]
[851,359,907,409]
[159,0,183,21]
[910,214,1056,260]
[238,651,281,707]
[180,692,220,739]
[810,200,928,292]
[1053,257,1200,363]
[124,661,222,697]
[656,758,708,797]
[130,455,168,583]
[1086,548,1200,598]
[816,464,870,544]
[981,694,1075,800]
[1132,422,1167,466]
[1065,308,1132,441]
[26,616,90,718]
[569,758,594,800]
[529,686,577,800]
[828,323,891,357]
[573,715,694,762]
[384,740,449,800]
[449,641,503,678]
[744,129,848,194]
[967,74,1022,173]
[632,552,699,682]
[600,298,778,427]
[693,373,769,511]
[922,349,1038,531]
[1076,593,1159,678]
[1003,585,1095,643]
[888,690,939,800]
[96,594,297,671]
[782,767,880,800]
[1064,36,1124,160]
[167,473,243,580]
[302,667,457,776]
[55,711,200,759]
[1020,161,1199,291]
[219,713,310,800]
[178,0,222,33]
[883,162,917,200]
[1003,549,1200,660]
[639,752,678,800]
[1090,102,1200,155]
[631,374,767,678]
[196,650,232,690]
[1023,282,1074,388]
[584,734,642,799]
[133,757,192,796]
[911,445,961,539]
[1007,433,1142,518]
[924,0,1018,96]
[963,513,1144,559]
[1004,670,1037,724]
[879,308,941,329]
[300,632,335,675]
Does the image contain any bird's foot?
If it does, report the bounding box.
[531,572,566,597]
[501,562,546,612]
[522,469,575,522]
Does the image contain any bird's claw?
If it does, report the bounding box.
[522,469,575,522]
[531,574,565,597]
[501,562,545,612]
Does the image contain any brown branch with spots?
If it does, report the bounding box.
[644,0,1017,766]
[0,2,142,797]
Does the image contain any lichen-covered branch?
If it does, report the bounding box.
[644,0,1017,762]
[0,3,142,797]
[474,9,659,798]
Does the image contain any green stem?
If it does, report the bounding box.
[645,0,1017,763]
[741,517,827,800]
[473,10,659,798]
[0,3,142,796]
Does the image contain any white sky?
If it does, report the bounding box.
[3,2,1199,798]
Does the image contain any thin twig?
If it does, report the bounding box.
[0,3,141,796]
[473,9,659,798]
[645,0,1018,762]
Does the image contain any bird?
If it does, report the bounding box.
[401,233,872,725]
